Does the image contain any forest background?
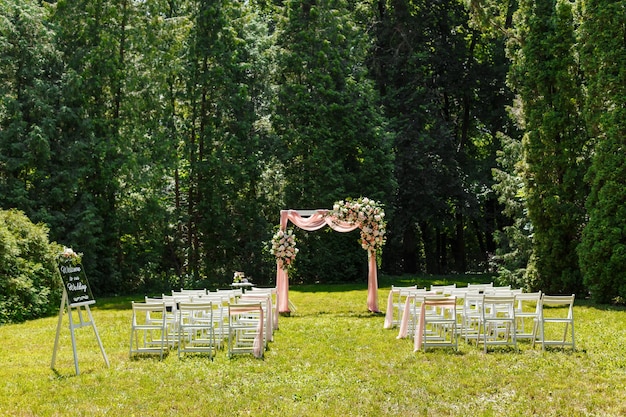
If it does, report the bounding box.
[1,0,625,323]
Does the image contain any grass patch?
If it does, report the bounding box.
[2,276,626,416]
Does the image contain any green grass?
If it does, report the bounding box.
[2,276,626,416]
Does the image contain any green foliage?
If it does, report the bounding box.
[491,133,533,288]
[4,0,625,304]
[272,0,395,282]
[181,0,279,284]
[0,209,62,324]
[370,0,511,275]
[578,0,626,303]
[508,0,590,294]
[42,0,133,293]
[0,0,63,211]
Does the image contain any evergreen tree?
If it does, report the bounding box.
[578,0,626,303]
[0,0,63,216]
[272,0,395,282]
[111,0,194,291]
[508,0,589,293]
[44,0,138,293]
[369,0,510,274]
[491,133,533,288]
[179,0,277,285]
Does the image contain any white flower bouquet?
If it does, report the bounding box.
[330,197,387,253]
[57,246,83,266]
[271,229,299,270]
[233,271,248,283]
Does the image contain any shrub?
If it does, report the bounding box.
[0,209,62,324]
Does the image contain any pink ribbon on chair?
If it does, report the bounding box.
[230,304,264,359]
[253,308,264,358]
[414,302,428,351]
[384,290,396,328]
[396,296,415,338]
[414,297,457,352]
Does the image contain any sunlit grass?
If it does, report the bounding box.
[1,276,626,416]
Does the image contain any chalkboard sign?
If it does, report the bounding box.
[58,262,95,306]
[52,250,108,375]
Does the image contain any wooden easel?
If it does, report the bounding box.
[51,289,109,375]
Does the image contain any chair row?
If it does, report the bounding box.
[129,287,278,360]
[384,283,519,329]
[387,287,575,353]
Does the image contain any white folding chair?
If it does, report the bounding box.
[196,293,230,349]
[129,301,169,359]
[414,296,458,351]
[385,285,418,329]
[479,295,517,353]
[430,284,456,295]
[154,295,182,347]
[177,302,216,359]
[467,282,493,292]
[514,291,541,341]
[460,292,483,343]
[534,294,575,351]
[485,285,512,294]
[249,287,279,331]
[228,302,264,358]
[450,287,469,326]
[240,293,274,345]
[173,288,207,298]
[217,288,242,302]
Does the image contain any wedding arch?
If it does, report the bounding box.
[271,198,386,314]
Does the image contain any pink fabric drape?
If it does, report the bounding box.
[367,250,379,312]
[396,295,415,339]
[276,209,380,314]
[384,290,396,328]
[414,298,456,352]
[229,304,264,358]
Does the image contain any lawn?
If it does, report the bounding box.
[1,275,626,416]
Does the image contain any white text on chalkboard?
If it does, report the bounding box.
[60,265,82,274]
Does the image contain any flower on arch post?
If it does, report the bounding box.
[329,197,387,258]
[271,228,299,270]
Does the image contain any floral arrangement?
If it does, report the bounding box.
[57,246,83,266]
[329,197,387,255]
[271,228,298,270]
[233,271,249,283]
[269,198,386,269]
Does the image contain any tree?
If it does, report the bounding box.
[0,209,62,324]
[577,0,626,303]
[369,0,511,274]
[0,0,63,219]
[111,0,194,292]
[44,0,137,293]
[176,0,278,285]
[508,0,590,293]
[491,133,533,288]
[271,0,395,282]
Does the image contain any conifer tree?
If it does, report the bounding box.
[369,0,511,274]
[272,0,394,281]
[0,0,62,218]
[578,0,626,303]
[508,0,589,293]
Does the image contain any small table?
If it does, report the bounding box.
[230,282,253,293]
